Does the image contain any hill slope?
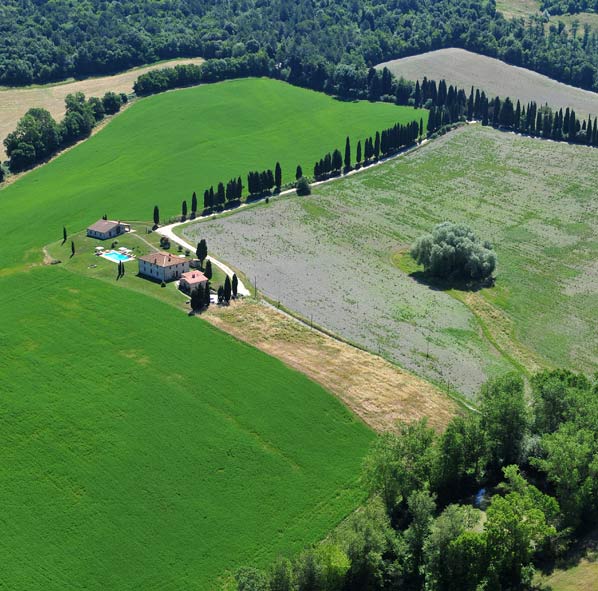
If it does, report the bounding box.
[378,48,598,116]
[0,77,425,269]
[0,79,411,588]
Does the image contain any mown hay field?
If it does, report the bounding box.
[377,48,598,117]
[0,77,426,270]
[0,57,204,156]
[183,125,598,398]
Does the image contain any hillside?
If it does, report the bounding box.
[4,0,598,96]
[377,48,598,117]
[0,78,425,269]
[0,57,204,157]
[0,79,428,588]
[183,124,598,397]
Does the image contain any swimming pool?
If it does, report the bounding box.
[101,250,133,263]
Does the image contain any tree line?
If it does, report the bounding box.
[6,0,598,97]
[313,121,421,181]
[229,369,598,591]
[4,91,127,172]
[393,75,598,148]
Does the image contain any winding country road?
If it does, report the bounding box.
[155,224,252,296]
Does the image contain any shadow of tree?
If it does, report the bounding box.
[408,270,495,293]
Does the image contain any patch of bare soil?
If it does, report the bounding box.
[204,300,460,432]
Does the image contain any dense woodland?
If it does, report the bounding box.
[540,0,598,15]
[233,370,598,591]
[4,0,598,92]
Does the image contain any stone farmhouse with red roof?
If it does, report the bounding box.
[179,271,208,294]
[138,252,190,282]
[86,219,130,240]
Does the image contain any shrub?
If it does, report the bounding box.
[411,222,496,282]
[296,176,311,196]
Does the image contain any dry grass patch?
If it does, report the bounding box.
[204,300,460,432]
[0,57,204,155]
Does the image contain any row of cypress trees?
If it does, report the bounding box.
[313,121,422,181]
[416,76,598,147]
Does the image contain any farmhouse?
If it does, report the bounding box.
[87,219,130,240]
[138,251,190,282]
[179,270,208,293]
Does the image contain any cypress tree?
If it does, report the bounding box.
[153,205,160,227]
[356,140,362,165]
[120,261,125,277]
[344,137,351,171]
[374,131,380,159]
[62,226,67,243]
[203,189,210,210]
[569,109,577,140]
[217,182,225,207]
[232,273,238,298]
[191,191,197,214]
[467,87,474,120]
[182,200,187,218]
[71,240,75,257]
[205,259,212,280]
[196,239,208,267]
[295,165,302,180]
[190,286,199,310]
[204,281,211,307]
[275,161,282,190]
[237,177,243,199]
[209,186,215,207]
[332,149,342,172]
[224,275,232,303]
[419,118,424,138]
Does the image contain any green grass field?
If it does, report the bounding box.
[0,267,373,589]
[0,78,425,588]
[0,77,425,270]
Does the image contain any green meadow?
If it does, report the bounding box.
[0,77,426,269]
[0,78,425,587]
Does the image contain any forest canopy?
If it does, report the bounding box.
[3,0,598,93]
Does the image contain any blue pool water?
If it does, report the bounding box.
[102,250,132,263]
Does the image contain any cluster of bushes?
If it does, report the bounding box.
[200,178,244,214]
[411,222,497,283]
[313,121,421,181]
[134,53,273,96]
[247,166,279,197]
[232,369,598,590]
[4,91,127,172]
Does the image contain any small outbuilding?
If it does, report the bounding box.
[179,271,208,294]
[138,251,190,283]
[87,219,130,240]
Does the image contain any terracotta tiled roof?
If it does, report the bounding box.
[138,252,188,267]
[181,271,208,285]
[88,219,120,233]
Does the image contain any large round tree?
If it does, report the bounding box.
[410,222,496,282]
